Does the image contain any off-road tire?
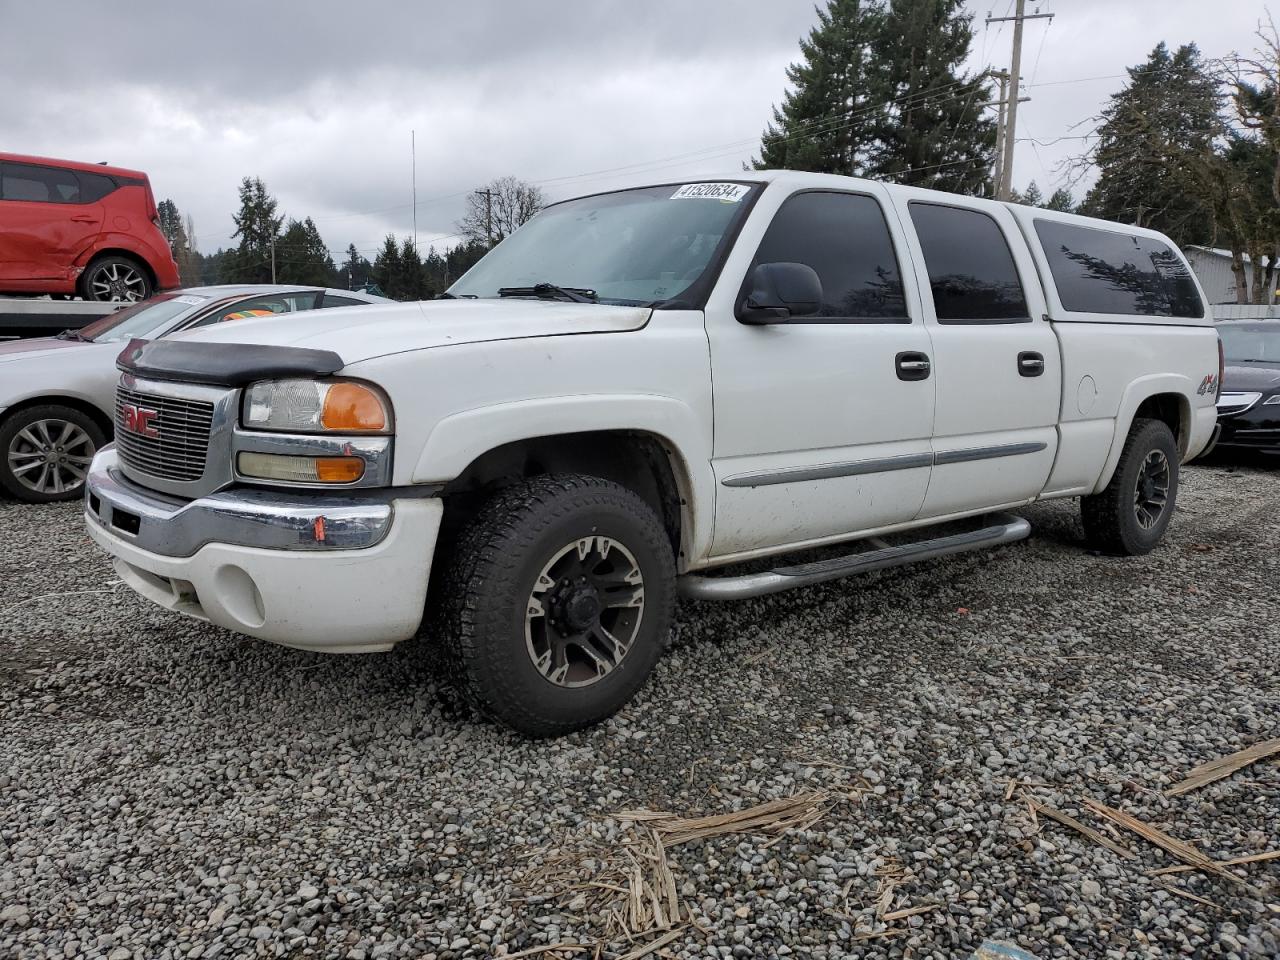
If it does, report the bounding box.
[434,474,676,737]
[1081,418,1179,556]
[0,404,105,503]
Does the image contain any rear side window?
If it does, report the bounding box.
[1,163,81,203]
[909,202,1030,323]
[1033,219,1204,318]
[77,171,118,203]
[750,191,909,322]
[321,294,371,308]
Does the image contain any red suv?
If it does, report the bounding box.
[0,153,181,302]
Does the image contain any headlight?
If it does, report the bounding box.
[1264,395,1280,406]
[243,379,390,433]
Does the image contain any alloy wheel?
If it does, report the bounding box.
[6,419,96,496]
[1133,448,1171,530]
[524,535,646,688]
[88,262,146,301]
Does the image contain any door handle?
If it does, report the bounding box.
[895,351,931,381]
[70,215,98,222]
[1018,351,1045,377]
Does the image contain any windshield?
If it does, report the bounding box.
[1219,324,1280,363]
[76,293,210,343]
[448,182,758,305]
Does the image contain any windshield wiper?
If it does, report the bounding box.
[55,329,88,341]
[497,283,597,303]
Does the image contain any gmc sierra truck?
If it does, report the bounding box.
[84,172,1221,735]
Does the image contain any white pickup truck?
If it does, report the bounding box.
[85,172,1221,735]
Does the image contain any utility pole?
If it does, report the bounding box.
[477,188,495,246]
[270,237,276,284]
[992,70,1009,193]
[987,1,1054,200]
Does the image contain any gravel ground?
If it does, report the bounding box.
[1,459,1278,960]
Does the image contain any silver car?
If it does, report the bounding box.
[0,285,391,502]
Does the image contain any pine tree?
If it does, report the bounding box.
[340,244,372,290]
[1016,182,1045,207]
[156,199,196,284]
[371,235,401,298]
[230,177,283,283]
[1080,43,1221,245]
[754,0,888,174]
[181,213,202,284]
[1012,181,1076,212]
[1045,188,1076,212]
[396,239,427,300]
[868,0,995,193]
[276,217,335,287]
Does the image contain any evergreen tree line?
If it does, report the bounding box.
[153,2,1280,307]
[1071,33,1280,304]
[759,0,1280,302]
[157,176,514,300]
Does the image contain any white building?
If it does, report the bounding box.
[1184,246,1275,306]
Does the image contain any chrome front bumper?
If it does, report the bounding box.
[85,446,395,557]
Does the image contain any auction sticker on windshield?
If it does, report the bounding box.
[671,183,750,202]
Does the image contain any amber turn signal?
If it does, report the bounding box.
[238,452,365,484]
[314,457,365,483]
[321,382,386,432]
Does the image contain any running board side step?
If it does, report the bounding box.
[677,513,1031,601]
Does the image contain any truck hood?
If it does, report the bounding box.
[171,298,653,364]
[0,336,91,364]
[1223,362,1280,392]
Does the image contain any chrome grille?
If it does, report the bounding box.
[114,386,214,481]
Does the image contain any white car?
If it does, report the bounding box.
[84,173,1220,735]
[0,285,389,502]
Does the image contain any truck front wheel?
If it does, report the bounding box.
[1080,418,1179,556]
[435,474,676,737]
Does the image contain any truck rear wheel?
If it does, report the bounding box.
[435,474,675,737]
[1080,418,1179,556]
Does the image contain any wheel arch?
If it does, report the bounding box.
[442,429,687,550]
[1092,377,1193,494]
[79,244,159,290]
[1,394,113,440]
[415,397,715,570]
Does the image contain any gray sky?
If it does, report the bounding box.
[2,0,1261,264]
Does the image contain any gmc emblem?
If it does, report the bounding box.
[121,403,160,439]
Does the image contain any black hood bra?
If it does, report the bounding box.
[116,338,344,387]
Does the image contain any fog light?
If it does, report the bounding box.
[237,452,365,483]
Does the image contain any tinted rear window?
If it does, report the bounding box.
[77,171,118,202]
[909,202,1030,323]
[1033,219,1204,318]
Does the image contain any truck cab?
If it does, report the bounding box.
[84,172,1221,735]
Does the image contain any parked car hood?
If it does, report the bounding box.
[0,336,93,364]
[172,299,653,364]
[1223,362,1280,392]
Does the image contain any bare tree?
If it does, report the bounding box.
[1223,14,1280,302]
[457,176,545,246]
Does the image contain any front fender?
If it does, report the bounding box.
[412,393,715,563]
[1091,374,1195,494]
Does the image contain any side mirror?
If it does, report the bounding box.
[738,262,823,325]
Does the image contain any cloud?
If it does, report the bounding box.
[2,0,1263,261]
